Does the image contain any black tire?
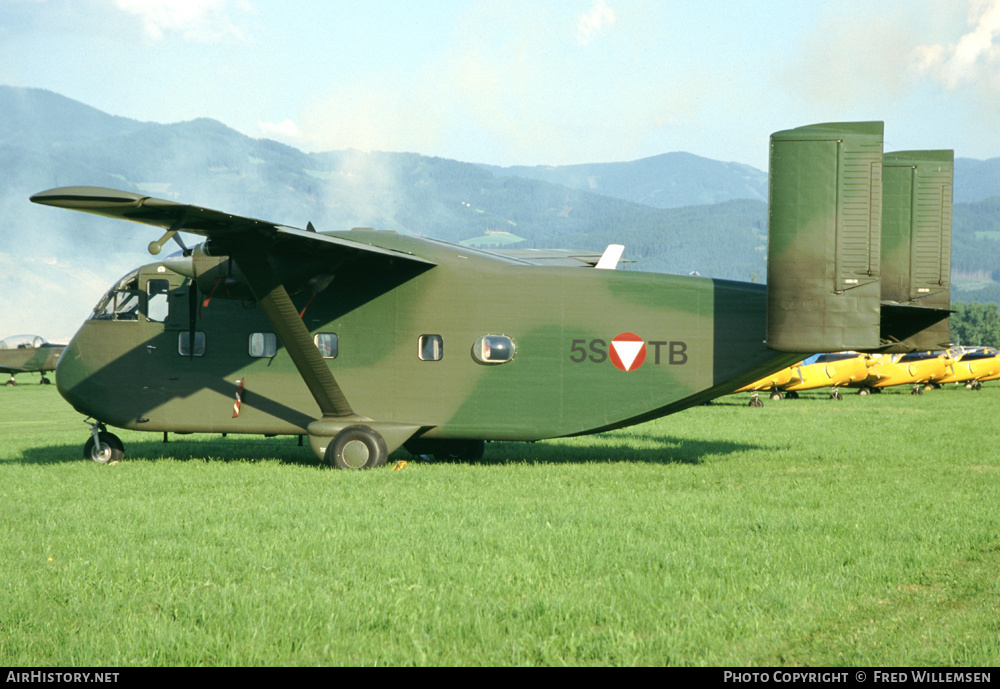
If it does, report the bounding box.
[325,425,388,470]
[769,391,783,401]
[83,432,124,464]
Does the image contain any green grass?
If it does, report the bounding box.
[1,382,998,666]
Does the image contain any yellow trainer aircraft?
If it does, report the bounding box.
[938,347,1000,390]
[737,352,871,404]
[851,351,950,395]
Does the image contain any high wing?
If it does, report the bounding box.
[29,187,437,265]
[30,186,437,421]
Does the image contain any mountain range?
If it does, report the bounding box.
[1,84,998,339]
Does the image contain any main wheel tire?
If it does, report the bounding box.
[325,425,388,470]
[83,432,124,464]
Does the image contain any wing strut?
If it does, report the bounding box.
[228,235,355,418]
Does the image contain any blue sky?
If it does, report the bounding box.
[3,0,1000,170]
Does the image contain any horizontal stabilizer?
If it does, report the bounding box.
[879,303,952,351]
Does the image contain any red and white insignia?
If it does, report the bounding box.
[233,378,245,418]
[609,332,646,372]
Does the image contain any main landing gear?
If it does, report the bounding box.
[325,425,389,470]
[83,422,124,464]
[323,425,489,469]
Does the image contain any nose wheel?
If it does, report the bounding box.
[83,423,124,464]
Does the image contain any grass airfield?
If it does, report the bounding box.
[2,380,998,666]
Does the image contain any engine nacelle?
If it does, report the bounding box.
[161,244,255,300]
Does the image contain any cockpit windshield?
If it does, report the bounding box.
[92,270,140,321]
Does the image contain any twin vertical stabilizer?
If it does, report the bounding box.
[765,122,953,353]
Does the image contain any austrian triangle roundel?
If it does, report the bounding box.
[609,332,646,372]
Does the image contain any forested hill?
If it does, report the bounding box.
[481,153,769,209]
[1,84,997,296]
[1,86,770,281]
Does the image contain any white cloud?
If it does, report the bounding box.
[779,6,925,109]
[257,118,301,142]
[914,0,1000,92]
[114,0,250,43]
[577,0,616,46]
[0,254,116,342]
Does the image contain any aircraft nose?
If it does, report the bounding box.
[54,338,103,418]
[55,339,83,394]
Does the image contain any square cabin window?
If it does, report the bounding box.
[178,331,206,357]
[419,334,443,361]
[314,333,338,359]
[249,332,277,358]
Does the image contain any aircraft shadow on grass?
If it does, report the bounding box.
[20,434,760,467]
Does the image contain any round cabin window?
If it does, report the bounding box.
[472,335,516,365]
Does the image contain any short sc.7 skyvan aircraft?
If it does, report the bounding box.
[31,122,954,468]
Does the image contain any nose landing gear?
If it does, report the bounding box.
[83,421,124,464]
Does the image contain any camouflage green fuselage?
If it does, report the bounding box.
[56,232,795,442]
